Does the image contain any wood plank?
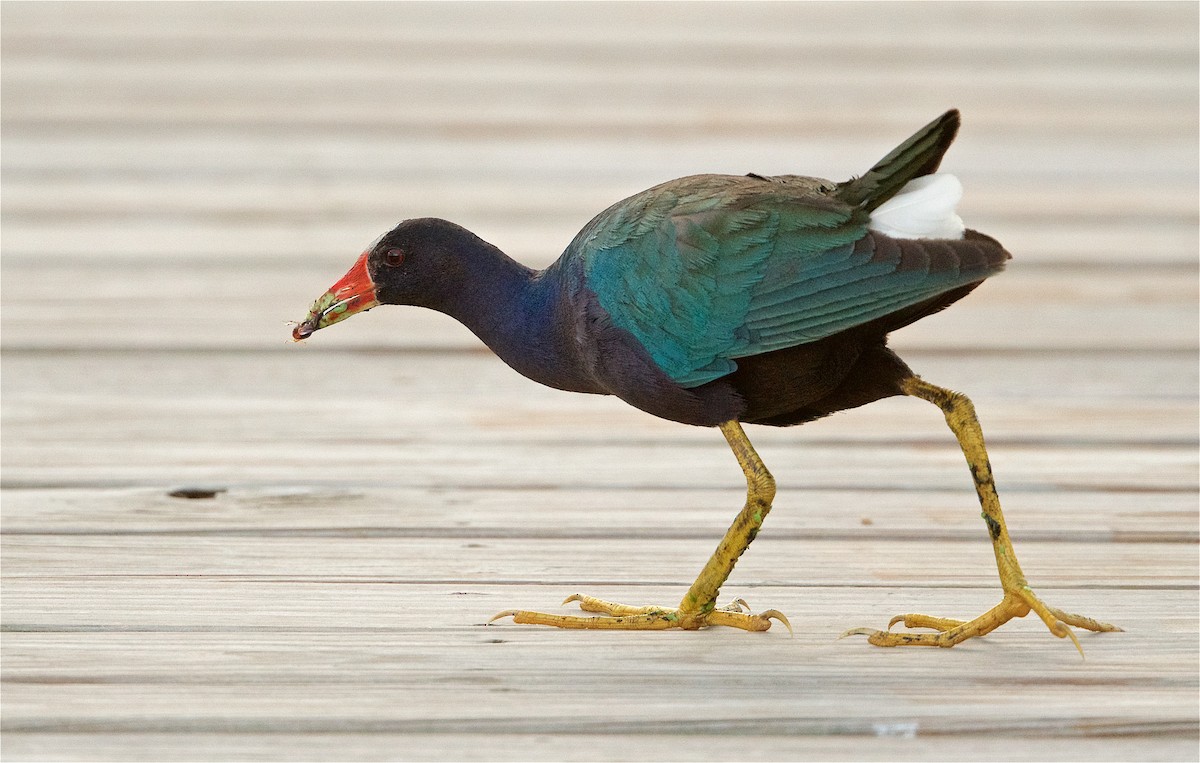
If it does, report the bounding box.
[2,580,1193,679]
[3,438,1193,493]
[3,3,1194,139]
[4,411,1195,489]
[2,486,1193,542]
[5,70,1190,129]
[3,534,1193,587]
[9,40,1191,91]
[4,0,1192,53]
[4,734,1199,763]
[5,579,1179,633]
[1,587,1194,737]
[0,587,1190,677]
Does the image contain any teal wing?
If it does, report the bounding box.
[575,175,1002,389]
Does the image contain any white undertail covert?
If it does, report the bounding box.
[868,173,966,240]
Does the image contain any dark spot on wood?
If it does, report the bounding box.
[485,638,507,644]
[168,488,225,500]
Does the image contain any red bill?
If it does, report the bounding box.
[292,251,379,341]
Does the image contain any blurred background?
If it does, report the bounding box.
[3,1,1196,353]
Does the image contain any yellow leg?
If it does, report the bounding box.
[842,376,1121,653]
[491,420,791,634]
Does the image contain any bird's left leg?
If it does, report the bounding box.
[843,376,1120,652]
[490,420,790,633]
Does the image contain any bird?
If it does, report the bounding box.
[292,110,1120,650]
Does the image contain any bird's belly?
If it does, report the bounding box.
[725,338,913,427]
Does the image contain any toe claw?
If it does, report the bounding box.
[887,614,906,630]
[839,626,881,640]
[489,610,518,624]
[761,609,793,637]
[1052,620,1085,659]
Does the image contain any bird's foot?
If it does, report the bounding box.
[841,585,1120,655]
[491,594,792,634]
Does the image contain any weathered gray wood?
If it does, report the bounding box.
[4,352,1196,494]
[2,1,1196,761]
[4,735,1198,763]
[3,533,1194,586]
[5,418,1195,474]
[1,586,1196,761]
[3,2,1195,136]
[0,587,1191,695]
[2,486,1194,541]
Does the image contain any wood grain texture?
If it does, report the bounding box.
[1,2,1197,761]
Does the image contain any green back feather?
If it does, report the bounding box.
[572,112,988,388]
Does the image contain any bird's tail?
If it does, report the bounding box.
[835,109,961,213]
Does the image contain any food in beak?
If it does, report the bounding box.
[292,251,379,341]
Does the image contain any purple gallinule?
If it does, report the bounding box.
[294,110,1119,650]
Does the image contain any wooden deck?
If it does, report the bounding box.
[2,2,1197,760]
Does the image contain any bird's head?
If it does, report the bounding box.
[291,218,479,341]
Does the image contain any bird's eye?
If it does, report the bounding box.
[383,247,405,267]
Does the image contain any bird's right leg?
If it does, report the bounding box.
[489,420,789,633]
[671,419,786,629]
